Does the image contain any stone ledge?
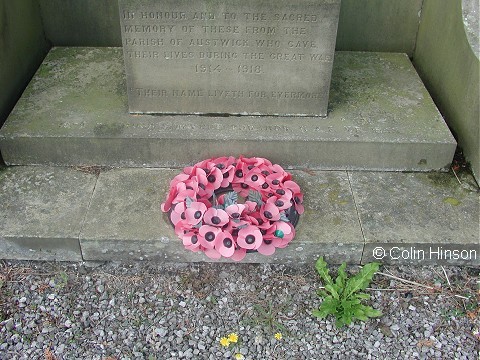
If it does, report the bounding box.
[0,47,456,171]
[0,166,97,261]
[0,166,477,266]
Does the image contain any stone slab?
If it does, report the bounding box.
[0,47,457,171]
[118,0,340,116]
[350,171,479,266]
[80,168,363,264]
[0,166,97,261]
[1,166,478,265]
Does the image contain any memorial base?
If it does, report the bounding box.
[0,47,456,171]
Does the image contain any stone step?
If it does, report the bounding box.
[1,166,477,265]
[0,47,456,171]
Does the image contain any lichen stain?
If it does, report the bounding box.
[426,173,456,188]
[328,190,349,205]
[443,197,461,206]
[332,216,342,225]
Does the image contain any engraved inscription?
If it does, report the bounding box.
[119,0,341,116]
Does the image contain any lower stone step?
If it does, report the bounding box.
[0,47,456,171]
[0,166,477,265]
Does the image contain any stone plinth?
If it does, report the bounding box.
[0,47,456,171]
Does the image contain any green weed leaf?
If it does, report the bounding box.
[313,258,382,328]
[315,257,333,285]
[345,262,380,299]
[335,263,347,294]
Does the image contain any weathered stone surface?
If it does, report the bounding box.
[0,47,456,171]
[1,166,478,264]
[415,0,480,184]
[351,171,479,266]
[336,0,423,56]
[118,0,340,116]
[0,0,48,129]
[0,166,97,261]
[80,168,363,264]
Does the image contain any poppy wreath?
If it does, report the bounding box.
[161,156,304,261]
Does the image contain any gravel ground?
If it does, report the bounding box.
[0,260,478,360]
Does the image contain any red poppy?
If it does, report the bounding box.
[173,185,196,204]
[257,239,276,256]
[232,182,251,197]
[284,180,304,214]
[263,221,292,240]
[183,178,200,193]
[170,172,190,187]
[266,194,292,211]
[225,204,247,220]
[220,165,235,188]
[264,222,295,248]
[223,219,249,237]
[170,202,186,226]
[265,172,284,191]
[174,219,191,238]
[244,212,271,230]
[270,164,291,181]
[203,208,229,227]
[240,155,271,169]
[199,225,221,249]
[182,231,201,251]
[232,160,249,184]
[191,168,211,198]
[205,166,223,193]
[231,247,247,262]
[276,224,295,248]
[260,203,280,222]
[245,169,265,189]
[214,156,236,176]
[184,202,207,225]
[204,248,222,260]
[237,225,263,250]
[244,201,259,213]
[161,183,179,212]
[215,231,236,257]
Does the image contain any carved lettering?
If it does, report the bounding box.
[188,38,249,47]
[124,38,165,46]
[192,12,215,20]
[244,13,267,21]
[245,26,276,35]
[172,89,204,97]
[131,88,168,97]
[139,11,187,20]
[283,27,307,35]
[202,25,240,33]
[119,0,341,115]
[124,24,175,33]
[273,13,318,22]
[288,40,317,48]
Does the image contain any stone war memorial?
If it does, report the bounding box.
[0,0,478,265]
[119,0,341,116]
